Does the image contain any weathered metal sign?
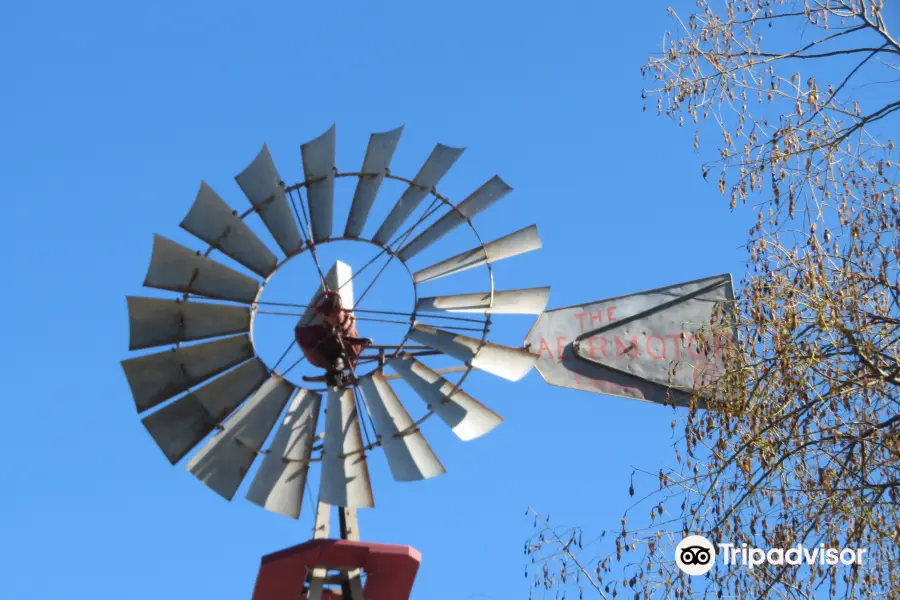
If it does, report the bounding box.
[524,274,734,407]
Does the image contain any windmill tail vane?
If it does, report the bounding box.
[121,124,734,600]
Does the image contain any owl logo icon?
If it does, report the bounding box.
[675,535,716,575]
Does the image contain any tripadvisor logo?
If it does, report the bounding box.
[675,535,868,574]
[675,535,716,575]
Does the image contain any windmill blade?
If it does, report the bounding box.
[186,375,296,501]
[143,234,259,304]
[388,355,501,441]
[409,324,538,382]
[141,358,269,464]
[180,181,278,278]
[319,387,374,509]
[301,125,337,243]
[524,274,735,408]
[235,144,303,256]
[416,287,551,315]
[372,144,465,245]
[246,388,322,518]
[127,297,250,351]
[345,126,404,238]
[413,225,542,284]
[122,334,255,413]
[398,175,512,261]
[358,373,445,482]
[296,261,354,327]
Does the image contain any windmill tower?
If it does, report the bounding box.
[122,125,734,600]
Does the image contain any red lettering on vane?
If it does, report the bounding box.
[572,306,617,331]
[615,335,640,359]
[588,336,608,359]
[573,312,587,329]
[571,370,640,397]
[665,334,682,360]
[646,335,666,360]
[572,370,608,392]
[537,336,554,359]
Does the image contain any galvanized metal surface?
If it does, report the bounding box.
[345,127,404,238]
[246,388,322,518]
[524,274,734,407]
[373,144,465,245]
[319,388,375,508]
[141,358,269,464]
[302,125,337,243]
[398,175,512,261]
[127,296,250,351]
[412,224,542,284]
[180,181,278,278]
[235,144,303,256]
[328,261,355,310]
[186,375,296,500]
[415,286,551,315]
[358,373,445,482]
[122,334,255,412]
[388,355,502,441]
[409,324,538,382]
[143,235,260,304]
[313,501,331,538]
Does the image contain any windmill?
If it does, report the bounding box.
[122,125,734,600]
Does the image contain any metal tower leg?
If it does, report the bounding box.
[306,502,332,600]
[338,507,365,600]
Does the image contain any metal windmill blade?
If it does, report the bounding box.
[373,143,464,245]
[345,126,404,238]
[412,224,542,284]
[235,144,304,257]
[301,125,337,243]
[122,125,549,527]
[245,388,322,518]
[187,374,296,500]
[357,372,445,481]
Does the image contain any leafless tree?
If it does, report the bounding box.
[527,1,900,598]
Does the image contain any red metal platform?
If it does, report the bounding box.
[252,539,421,600]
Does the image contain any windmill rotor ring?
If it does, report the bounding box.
[122,124,548,520]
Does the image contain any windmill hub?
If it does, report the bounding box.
[248,237,419,388]
[293,289,371,388]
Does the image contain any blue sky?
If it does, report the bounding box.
[1,2,749,599]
